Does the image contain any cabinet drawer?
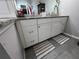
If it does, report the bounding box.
[26,41,34,47]
[22,25,37,42]
[38,18,51,24]
[22,25,38,48]
[26,39,38,47]
[20,20,37,26]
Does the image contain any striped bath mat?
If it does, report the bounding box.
[53,34,70,45]
[33,40,55,59]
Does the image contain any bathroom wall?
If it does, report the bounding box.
[16,0,32,10]
[59,0,79,37]
[40,0,57,14]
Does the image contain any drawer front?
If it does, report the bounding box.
[22,25,38,42]
[38,18,51,24]
[26,41,34,47]
[22,25,38,47]
[26,39,38,47]
[20,20,37,26]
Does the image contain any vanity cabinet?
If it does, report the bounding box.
[16,17,67,48]
[20,20,38,47]
[0,23,23,59]
[0,0,16,17]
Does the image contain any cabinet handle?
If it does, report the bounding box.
[38,26,40,28]
[31,40,34,42]
[29,31,33,33]
[33,40,34,42]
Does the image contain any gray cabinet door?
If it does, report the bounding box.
[0,24,23,59]
[51,22,64,37]
[51,18,67,37]
[38,23,51,42]
[0,43,10,59]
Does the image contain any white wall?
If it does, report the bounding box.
[0,0,16,18]
[59,0,79,37]
[16,0,31,10]
[40,0,57,14]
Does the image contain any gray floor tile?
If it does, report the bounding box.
[25,34,79,59]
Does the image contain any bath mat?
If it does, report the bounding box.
[33,40,55,59]
[53,34,70,45]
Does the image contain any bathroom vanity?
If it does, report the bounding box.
[16,16,68,48]
[0,16,68,59]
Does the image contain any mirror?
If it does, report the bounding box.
[15,0,60,17]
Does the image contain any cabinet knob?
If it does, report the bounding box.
[29,31,33,33]
[31,40,34,43]
[38,26,40,28]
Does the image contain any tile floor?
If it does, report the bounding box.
[48,36,79,59]
[25,34,79,59]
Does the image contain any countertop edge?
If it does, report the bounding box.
[16,16,69,20]
[0,16,69,20]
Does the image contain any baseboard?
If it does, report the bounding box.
[64,33,79,40]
